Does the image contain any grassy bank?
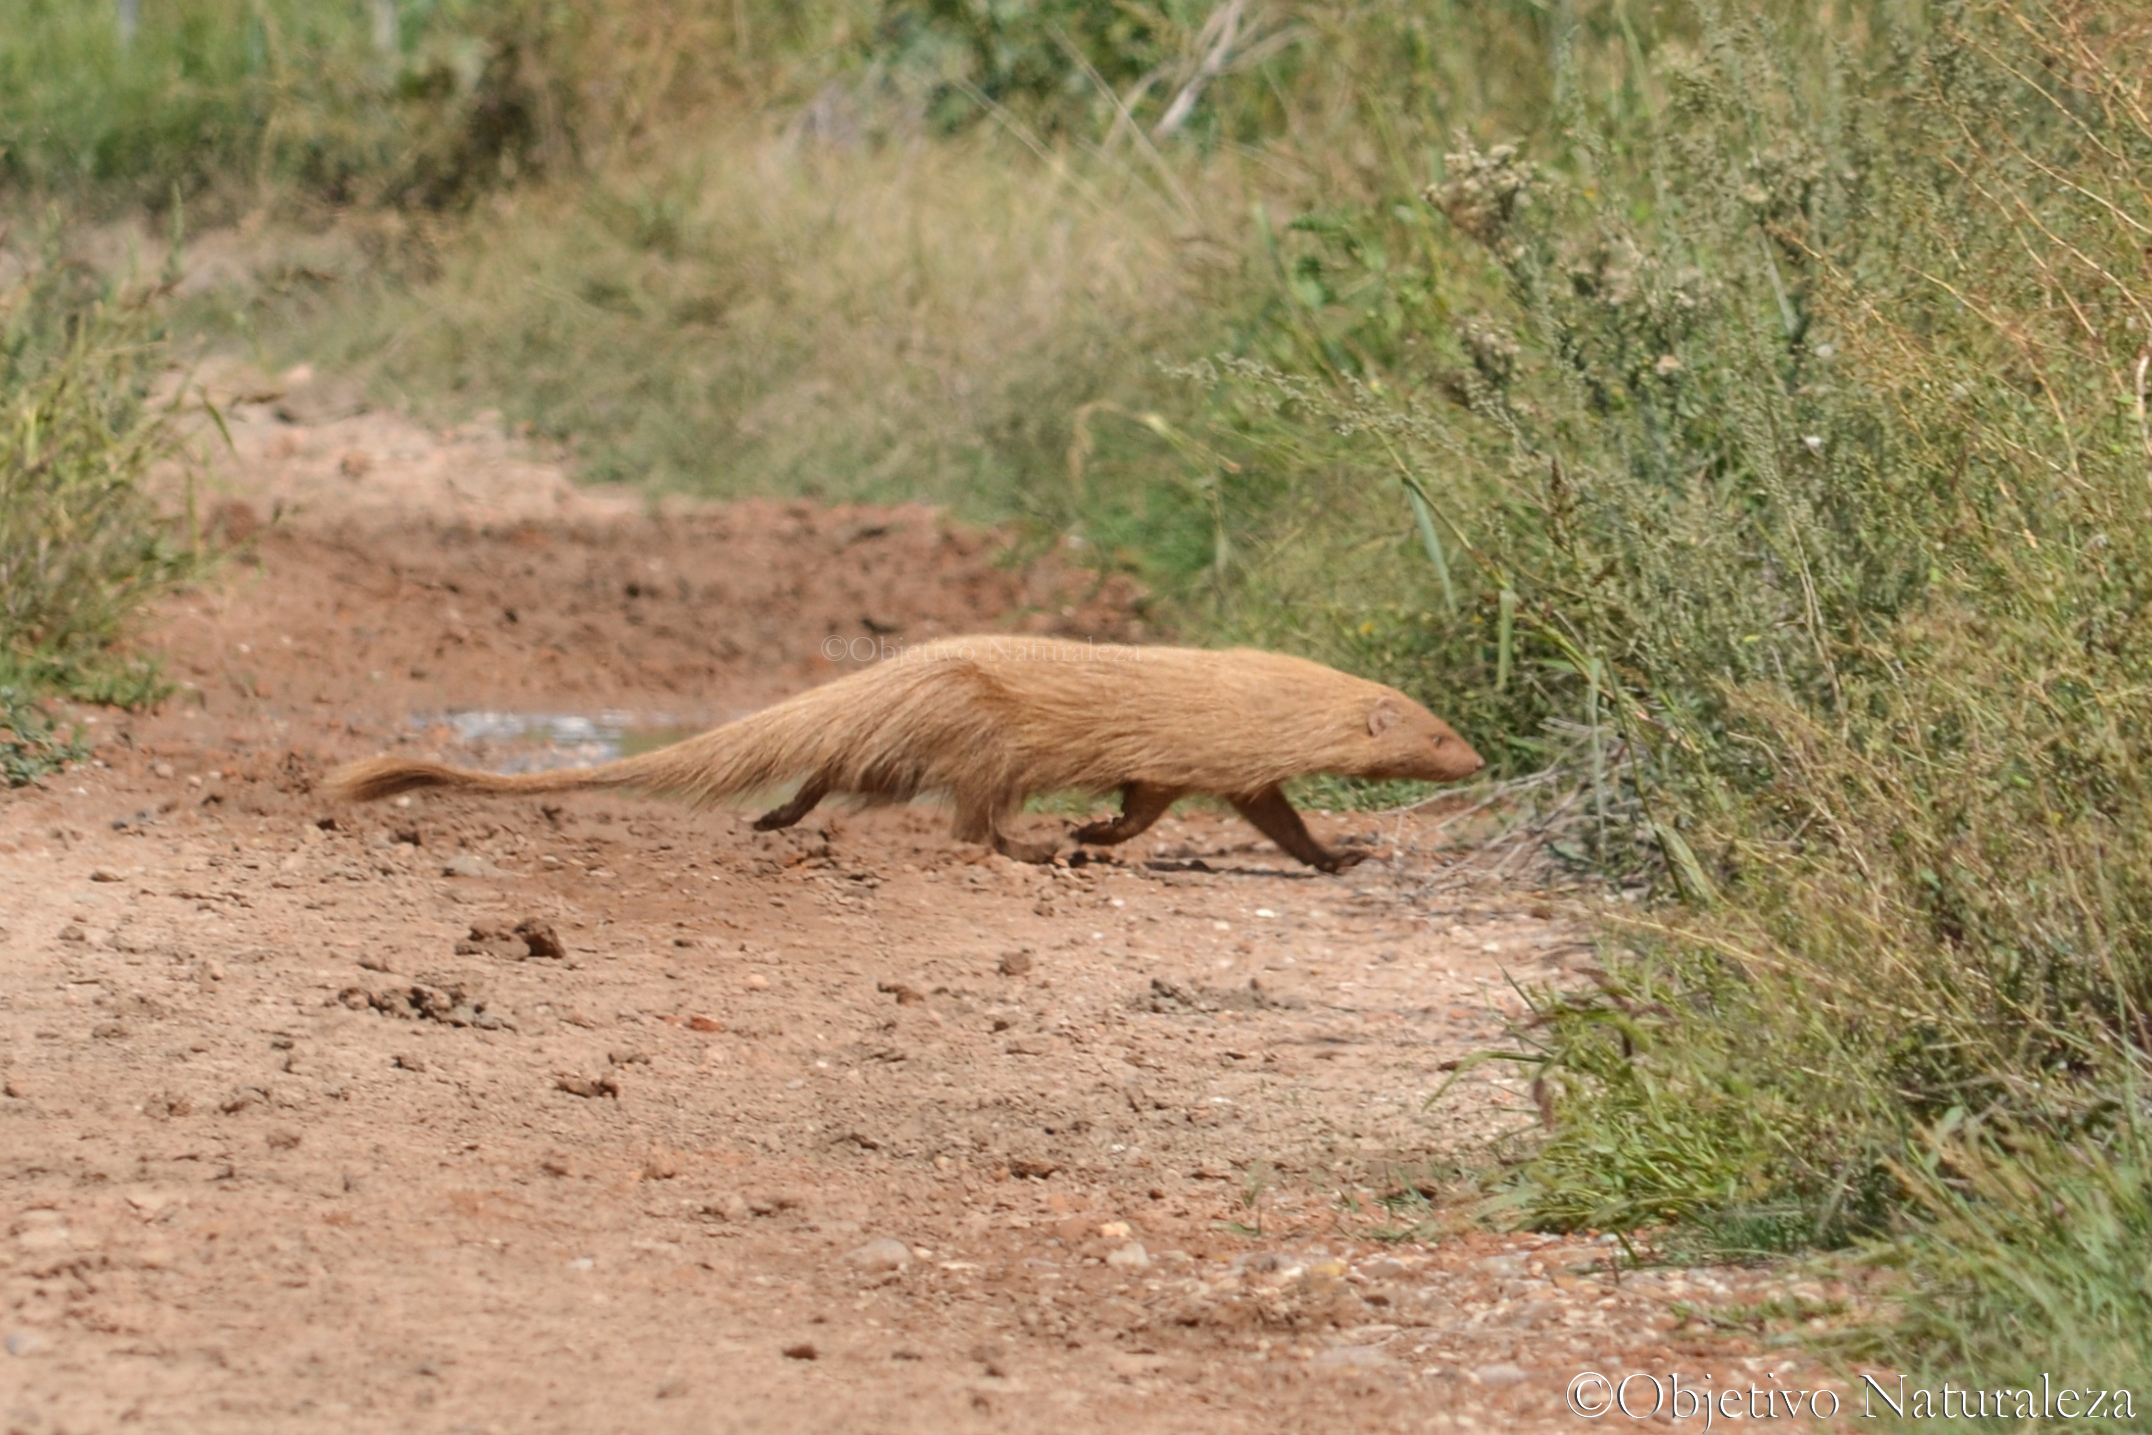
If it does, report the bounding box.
[10,0,2152,1412]
[1,247,200,778]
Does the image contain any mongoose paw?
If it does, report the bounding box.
[1317,848,1372,874]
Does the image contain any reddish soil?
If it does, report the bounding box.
[0,379,1854,1432]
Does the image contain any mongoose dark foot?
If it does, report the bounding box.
[1073,782,1184,847]
[1313,847,1371,875]
[752,780,828,831]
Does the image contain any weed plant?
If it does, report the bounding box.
[1,250,195,726]
[1196,0,2152,1406]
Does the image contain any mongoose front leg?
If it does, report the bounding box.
[1227,785,1366,873]
[954,783,1060,864]
[1073,782,1184,846]
[752,778,829,832]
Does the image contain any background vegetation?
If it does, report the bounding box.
[8,0,2152,1417]
[1,237,197,780]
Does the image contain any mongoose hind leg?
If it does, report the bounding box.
[752,778,829,832]
[1227,785,1366,874]
[1072,782,1184,846]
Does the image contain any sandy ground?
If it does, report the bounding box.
[0,374,1858,1433]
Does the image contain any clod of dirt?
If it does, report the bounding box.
[514,918,567,959]
[555,1073,620,1099]
[998,950,1034,977]
[698,1194,752,1222]
[876,981,925,1006]
[747,1194,802,1217]
[358,974,512,1029]
[204,499,261,549]
[1136,978,1298,1014]
[844,1237,912,1273]
[442,853,506,879]
[781,1343,819,1361]
[1006,1157,1060,1180]
[687,1014,724,1033]
[393,1054,427,1072]
[455,917,566,962]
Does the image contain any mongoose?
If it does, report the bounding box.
[325,635,1484,871]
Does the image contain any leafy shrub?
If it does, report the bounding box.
[1195,4,2152,1369]
[0,0,765,211]
[1,251,195,720]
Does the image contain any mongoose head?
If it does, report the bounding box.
[1357,693,1485,782]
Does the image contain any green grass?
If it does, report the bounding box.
[1,240,199,774]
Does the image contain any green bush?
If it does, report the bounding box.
[1178,0,2152,1391]
[0,0,764,211]
[1,251,195,729]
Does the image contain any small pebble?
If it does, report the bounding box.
[845,1237,912,1273]
[782,1343,818,1361]
[1105,1241,1150,1271]
[744,974,769,991]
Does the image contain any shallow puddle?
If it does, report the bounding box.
[406,710,701,771]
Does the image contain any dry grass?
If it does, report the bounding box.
[278,122,1243,509]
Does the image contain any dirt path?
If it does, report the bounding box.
[0,380,1853,1432]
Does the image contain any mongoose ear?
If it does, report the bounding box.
[1368,700,1402,736]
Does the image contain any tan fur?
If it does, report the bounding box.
[325,636,1483,870]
